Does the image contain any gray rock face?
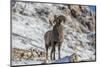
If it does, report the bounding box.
[11,1,96,65]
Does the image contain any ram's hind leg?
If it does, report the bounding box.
[50,42,53,60]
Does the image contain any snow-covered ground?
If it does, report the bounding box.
[11,1,96,66]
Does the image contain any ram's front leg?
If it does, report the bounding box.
[45,45,48,60]
[53,46,55,60]
[58,42,61,59]
[50,42,55,60]
[52,43,56,60]
[50,47,53,60]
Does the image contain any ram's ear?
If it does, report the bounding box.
[64,17,66,23]
[53,19,56,24]
[49,20,53,26]
[53,15,58,24]
[63,16,66,23]
[54,15,57,19]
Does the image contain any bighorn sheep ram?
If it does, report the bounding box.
[44,15,66,60]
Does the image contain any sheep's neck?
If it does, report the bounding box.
[52,24,64,42]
